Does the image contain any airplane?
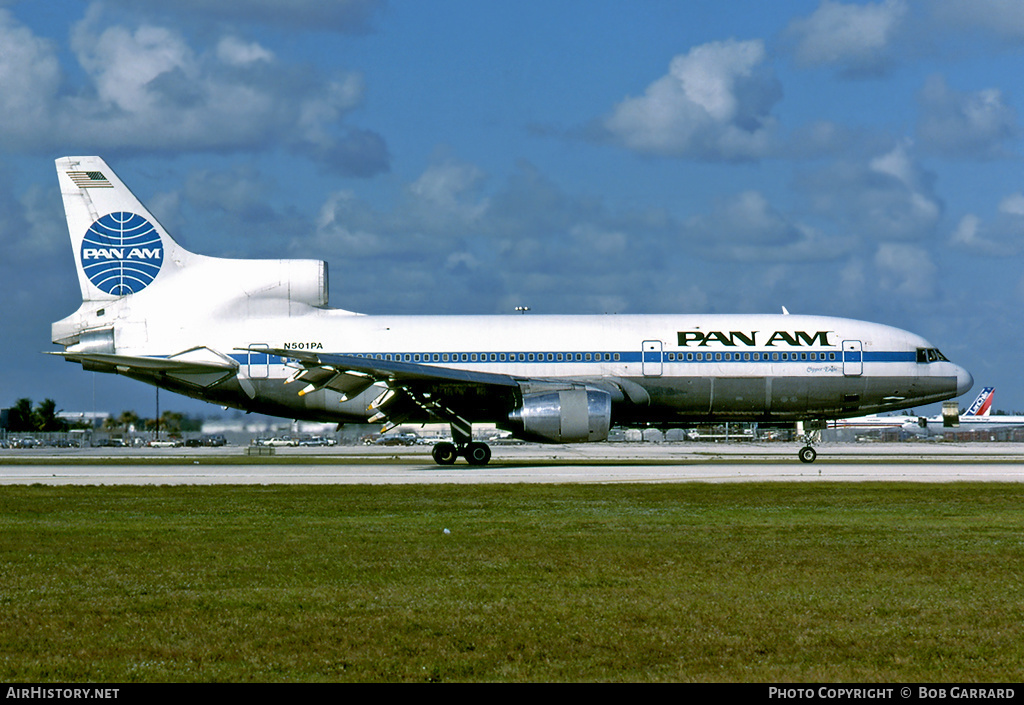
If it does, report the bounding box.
[827,413,916,432]
[965,386,995,417]
[905,387,1024,436]
[827,387,993,435]
[49,156,974,465]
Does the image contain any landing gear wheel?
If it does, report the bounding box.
[432,442,458,465]
[798,446,817,464]
[463,442,491,466]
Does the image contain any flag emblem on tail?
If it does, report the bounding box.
[68,171,113,188]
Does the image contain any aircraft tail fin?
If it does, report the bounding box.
[964,386,995,416]
[54,156,342,350]
[56,156,196,302]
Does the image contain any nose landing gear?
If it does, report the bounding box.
[795,420,823,463]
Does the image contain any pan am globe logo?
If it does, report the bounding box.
[80,212,164,295]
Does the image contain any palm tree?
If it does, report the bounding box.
[33,399,67,432]
[117,410,141,433]
[159,411,185,435]
[8,399,35,432]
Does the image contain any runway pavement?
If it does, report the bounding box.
[2,442,1024,484]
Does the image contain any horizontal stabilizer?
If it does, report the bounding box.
[51,347,238,388]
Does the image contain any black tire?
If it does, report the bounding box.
[432,442,458,465]
[798,446,817,464]
[463,442,491,466]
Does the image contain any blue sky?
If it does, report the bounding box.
[3,0,1024,419]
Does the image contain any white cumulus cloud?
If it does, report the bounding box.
[916,75,1018,158]
[0,8,388,176]
[785,0,907,76]
[603,39,781,161]
[950,192,1024,256]
[798,143,942,241]
[874,243,937,298]
[217,36,275,66]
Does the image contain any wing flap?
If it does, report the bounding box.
[288,366,378,400]
[257,347,521,428]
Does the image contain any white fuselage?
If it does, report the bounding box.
[86,299,970,427]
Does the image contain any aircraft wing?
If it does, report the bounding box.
[262,348,655,438]
[302,351,520,389]
[260,348,523,435]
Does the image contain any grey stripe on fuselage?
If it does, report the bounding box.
[198,373,952,425]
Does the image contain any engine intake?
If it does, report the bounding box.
[507,389,612,443]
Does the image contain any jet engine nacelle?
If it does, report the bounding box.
[507,388,612,443]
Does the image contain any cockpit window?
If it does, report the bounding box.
[916,348,948,363]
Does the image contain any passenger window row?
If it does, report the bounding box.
[348,351,840,363]
[667,351,838,362]
[357,352,622,363]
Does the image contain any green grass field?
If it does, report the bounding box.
[1,483,1022,682]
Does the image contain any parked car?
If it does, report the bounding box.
[368,433,420,446]
[147,439,182,448]
[299,436,336,446]
[264,437,299,447]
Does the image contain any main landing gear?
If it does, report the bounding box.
[431,440,492,466]
[430,419,493,465]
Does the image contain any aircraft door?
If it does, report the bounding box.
[842,340,863,376]
[248,343,270,379]
[642,340,663,377]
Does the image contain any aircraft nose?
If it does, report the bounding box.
[956,365,974,397]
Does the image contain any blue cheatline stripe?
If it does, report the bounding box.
[228,349,919,367]
[864,351,916,362]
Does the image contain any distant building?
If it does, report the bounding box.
[56,411,111,428]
